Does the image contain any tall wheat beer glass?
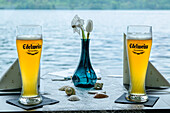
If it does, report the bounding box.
[126,25,152,102]
[16,25,43,105]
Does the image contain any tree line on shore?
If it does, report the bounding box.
[0,0,170,10]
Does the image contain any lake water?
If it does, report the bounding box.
[0,10,170,81]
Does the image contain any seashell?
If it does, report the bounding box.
[88,90,106,94]
[94,83,103,90]
[59,86,69,91]
[65,87,76,96]
[68,95,80,101]
[94,93,108,98]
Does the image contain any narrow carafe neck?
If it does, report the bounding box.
[80,39,91,66]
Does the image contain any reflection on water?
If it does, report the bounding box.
[0,10,170,82]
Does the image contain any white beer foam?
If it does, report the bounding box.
[17,35,42,40]
[127,33,152,40]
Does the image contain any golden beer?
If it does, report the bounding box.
[127,39,152,94]
[16,38,42,97]
[126,25,152,102]
[17,25,42,105]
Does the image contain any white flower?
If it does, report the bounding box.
[86,19,93,33]
[71,15,84,35]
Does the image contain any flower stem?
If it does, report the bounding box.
[81,28,86,39]
[87,32,90,39]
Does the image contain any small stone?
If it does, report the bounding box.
[88,91,106,94]
[59,86,69,91]
[64,77,71,80]
[94,93,108,98]
[52,78,68,81]
[41,92,50,95]
[68,95,80,101]
[94,83,103,90]
[65,87,76,96]
[97,77,101,80]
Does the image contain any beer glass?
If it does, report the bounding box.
[126,25,152,102]
[16,25,43,105]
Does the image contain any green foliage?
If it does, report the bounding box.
[0,0,170,9]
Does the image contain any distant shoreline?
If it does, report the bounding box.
[1,0,170,10]
[0,8,170,11]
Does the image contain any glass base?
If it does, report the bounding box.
[19,95,42,106]
[126,93,148,103]
[75,83,95,88]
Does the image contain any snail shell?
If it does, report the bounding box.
[94,83,103,90]
[65,87,76,96]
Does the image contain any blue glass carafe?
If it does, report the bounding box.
[72,39,97,87]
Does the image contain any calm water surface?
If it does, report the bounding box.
[0,10,170,81]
